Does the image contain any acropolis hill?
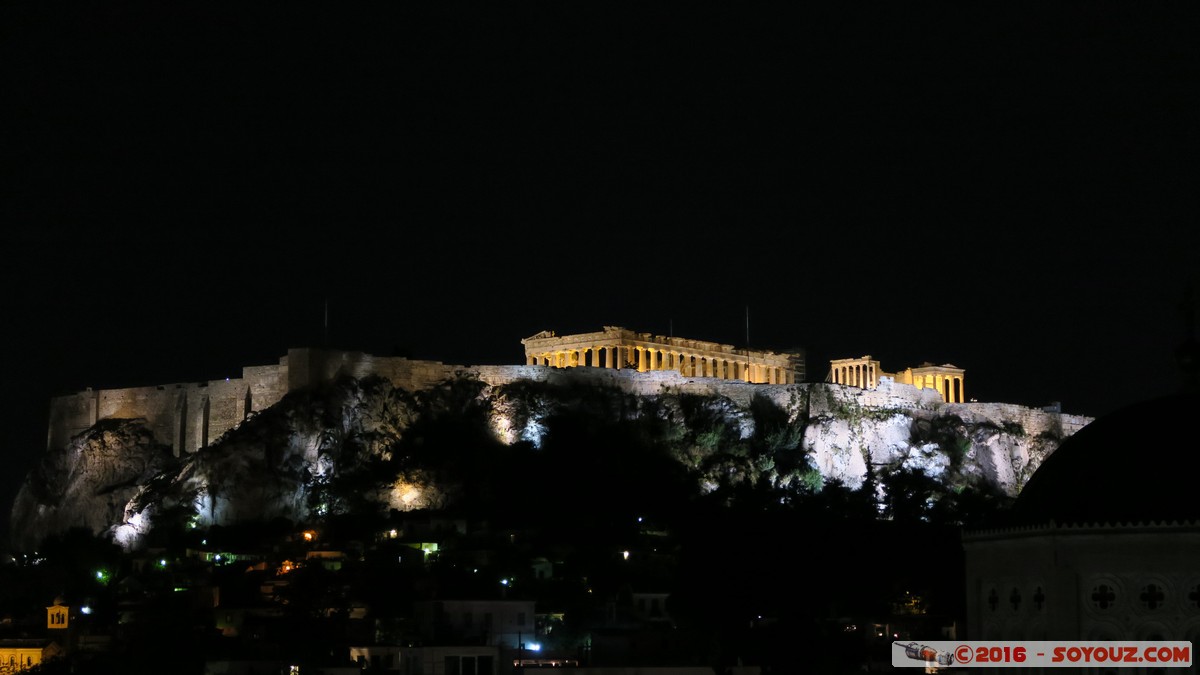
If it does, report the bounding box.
[20,327,1093,550]
[47,326,1087,465]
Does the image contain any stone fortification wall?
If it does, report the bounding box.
[48,349,464,455]
[49,378,254,456]
[181,378,251,453]
[950,401,1092,439]
[243,362,288,416]
[49,357,291,456]
[47,388,99,454]
[285,348,458,394]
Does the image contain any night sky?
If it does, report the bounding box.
[3,5,1199,534]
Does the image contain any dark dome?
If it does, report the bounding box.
[1008,390,1200,526]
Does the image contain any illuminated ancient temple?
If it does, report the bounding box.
[520,326,805,384]
[828,355,965,403]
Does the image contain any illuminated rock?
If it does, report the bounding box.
[9,419,177,551]
[12,349,1093,552]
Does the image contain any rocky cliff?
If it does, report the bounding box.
[9,369,1090,552]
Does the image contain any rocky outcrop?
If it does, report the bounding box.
[800,380,1070,495]
[10,419,178,550]
[10,371,1091,552]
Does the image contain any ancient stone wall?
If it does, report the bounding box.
[47,349,463,454]
[49,378,258,456]
[283,348,458,394]
[950,401,1093,438]
[47,388,98,454]
[244,362,289,417]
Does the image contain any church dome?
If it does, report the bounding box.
[1008,390,1200,526]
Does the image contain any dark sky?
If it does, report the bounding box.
[3,5,1199,527]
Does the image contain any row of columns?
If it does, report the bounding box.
[919,374,965,404]
[831,363,877,389]
[832,364,966,404]
[528,344,791,384]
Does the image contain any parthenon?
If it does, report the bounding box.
[828,355,965,403]
[521,326,805,384]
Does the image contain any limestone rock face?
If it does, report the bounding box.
[10,419,178,551]
[10,371,1088,552]
[110,375,444,548]
[807,380,1072,494]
